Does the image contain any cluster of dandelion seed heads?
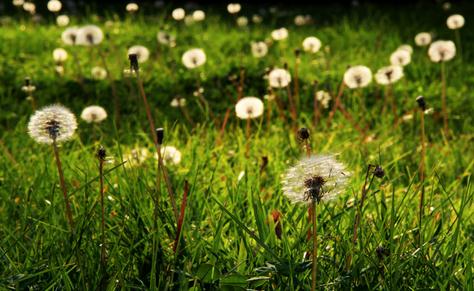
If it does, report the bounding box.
[28,104,77,144]
[282,154,350,205]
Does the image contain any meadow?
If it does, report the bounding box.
[0,1,473,290]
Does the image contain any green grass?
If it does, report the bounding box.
[1,2,473,290]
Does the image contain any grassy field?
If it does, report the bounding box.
[1,2,473,290]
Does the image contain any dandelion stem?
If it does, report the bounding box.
[311,201,318,291]
[294,56,300,111]
[441,62,449,137]
[237,67,245,100]
[245,117,251,158]
[454,29,462,61]
[327,81,345,127]
[52,139,74,230]
[418,108,426,245]
[98,153,106,270]
[388,84,398,125]
[217,108,231,146]
[312,81,320,128]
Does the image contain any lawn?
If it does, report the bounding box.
[0,1,473,290]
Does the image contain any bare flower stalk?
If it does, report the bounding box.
[52,139,74,230]
[97,146,107,270]
[326,81,346,127]
[294,50,301,110]
[237,67,245,100]
[416,96,427,243]
[441,63,449,137]
[245,117,251,157]
[311,201,317,291]
[312,81,320,128]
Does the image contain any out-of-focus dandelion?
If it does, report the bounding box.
[251,41,268,58]
[414,32,432,47]
[315,90,331,109]
[61,27,79,45]
[56,15,69,26]
[126,3,139,13]
[268,68,291,88]
[390,49,411,66]
[27,104,77,229]
[181,48,206,69]
[227,3,241,14]
[294,15,306,26]
[235,97,264,157]
[171,97,187,108]
[157,31,176,47]
[302,37,322,53]
[282,154,349,291]
[192,10,205,22]
[155,146,182,165]
[23,2,36,14]
[397,44,413,54]
[375,65,403,124]
[53,48,68,63]
[236,16,248,27]
[447,14,464,29]
[428,40,455,136]
[124,147,150,167]
[22,77,37,110]
[76,25,104,46]
[343,65,372,89]
[13,0,25,7]
[271,27,288,41]
[47,0,62,13]
[81,105,107,123]
[91,66,107,80]
[172,8,185,21]
[128,45,150,63]
[252,14,262,24]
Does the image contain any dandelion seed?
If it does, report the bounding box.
[227,3,241,14]
[235,97,264,119]
[414,32,432,47]
[28,104,77,144]
[172,8,185,21]
[428,40,456,62]
[80,105,107,123]
[390,49,411,66]
[53,48,68,63]
[251,41,268,58]
[447,14,464,29]
[282,154,349,204]
[271,27,288,41]
[343,65,372,89]
[47,0,62,12]
[375,65,404,85]
[56,15,69,26]
[76,25,104,46]
[91,66,107,80]
[181,48,206,69]
[126,3,139,13]
[127,45,150,63]
[268,68,291,88]
[192,10,205,22]
[302,36,322,53]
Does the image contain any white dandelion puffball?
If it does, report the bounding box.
[171,97,186,107]
[375,65,404,85]
[53,48,68,62]
[23,2,36,14]
[124,147,150,167]
[56,15,69,26]
[128,45,150,63]
[302,36,322,53]
[294,15,306,26]
[172,8,185,21]
[182,48,206,69]
[237,16,248,27]
[192,10,205,21]
[47,0,62,12]
[227,3,241,14]
[282,154,350,205]
[157,31,176,46]
[28,104,77,144]
[271,27,288,41]
[252,14,262,24]
[91,66,107,80]
[126,3,139,12]
[235,97,264,119]
[447,14,464,29]
[414,32,432,47]
[81,105,107,123]
[76,25,104,46]
[315,90,331,109]
[61,27,80,45]
[390,49,411,66]
[397,44,413,54]
[13,0,25,7]
[343,65,372,89]
[268,68,291,88]
[156,146,182,165]
[251,41,268,58]
[428,40,456,62]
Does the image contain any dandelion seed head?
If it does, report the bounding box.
[13,0,25,7]
[126,3,139,13]
[172,8,185,21]
[182,48,206,69]
[235,97,264,119]
[155,146,182,165]
[61,27,79,45]
[447,14,464,29]
[315,90,331,108]
[375,65,404,85]
[414,32,432,47]
[302,36,322,53]
[227,3,241,14]
[390,49,411,66]
[192,10,205,22]
[397,44,413,54]
[157,31,176,47]
[428,40,456,62]
[91,66,107,80]
[282,154,350,205]
[343,65,372,89]
[76,25,103,46]
[271,27,288,41]
[237,16,248,27]
[171,97,186,107]
[80,105,107,123]
[56,14,69,26]
[251,41,268,58]
[52,48,68,62]
[252,14,262,24]
[268,68,291,88]
[28,104,77,144]
[128,45,150,63]
[47,0,62,12]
